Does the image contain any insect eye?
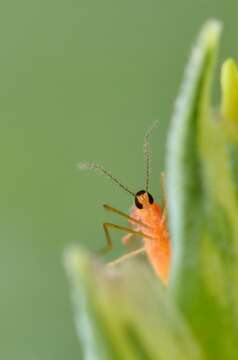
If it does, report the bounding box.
[148,192,154,204]
[135,197,143,209]
[135,190,146,209]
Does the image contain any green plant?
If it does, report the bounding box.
[65,20,238,359]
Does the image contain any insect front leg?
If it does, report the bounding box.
[99,222,153,255]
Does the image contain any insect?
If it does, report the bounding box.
[79,122,171,285]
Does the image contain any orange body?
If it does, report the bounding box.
[128,200,171,285]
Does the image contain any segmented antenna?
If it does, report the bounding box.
[144,120,159,192]
[78,162,136,197]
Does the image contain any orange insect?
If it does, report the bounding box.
[79,122,171,285]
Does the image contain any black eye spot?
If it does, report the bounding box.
[135,190,146,209]
[148,192,154,204]
[135,197,143,209]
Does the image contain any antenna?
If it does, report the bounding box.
[78,162,136,197]
[143,120,159,192]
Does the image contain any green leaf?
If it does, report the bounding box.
[64,246,202,360]
[167,19,238,358]
[65,20,238,360]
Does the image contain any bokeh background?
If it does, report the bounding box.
[0,1,237,359]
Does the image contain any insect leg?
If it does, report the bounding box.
[107,246,146,267]
[160,206,167,226]
[99,222,153,255]
[103,204,148,228]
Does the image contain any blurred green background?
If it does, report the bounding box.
[0,1,237,359]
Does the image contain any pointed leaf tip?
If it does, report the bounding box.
[200,19,222,43]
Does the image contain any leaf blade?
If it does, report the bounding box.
[64,246,202,360]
